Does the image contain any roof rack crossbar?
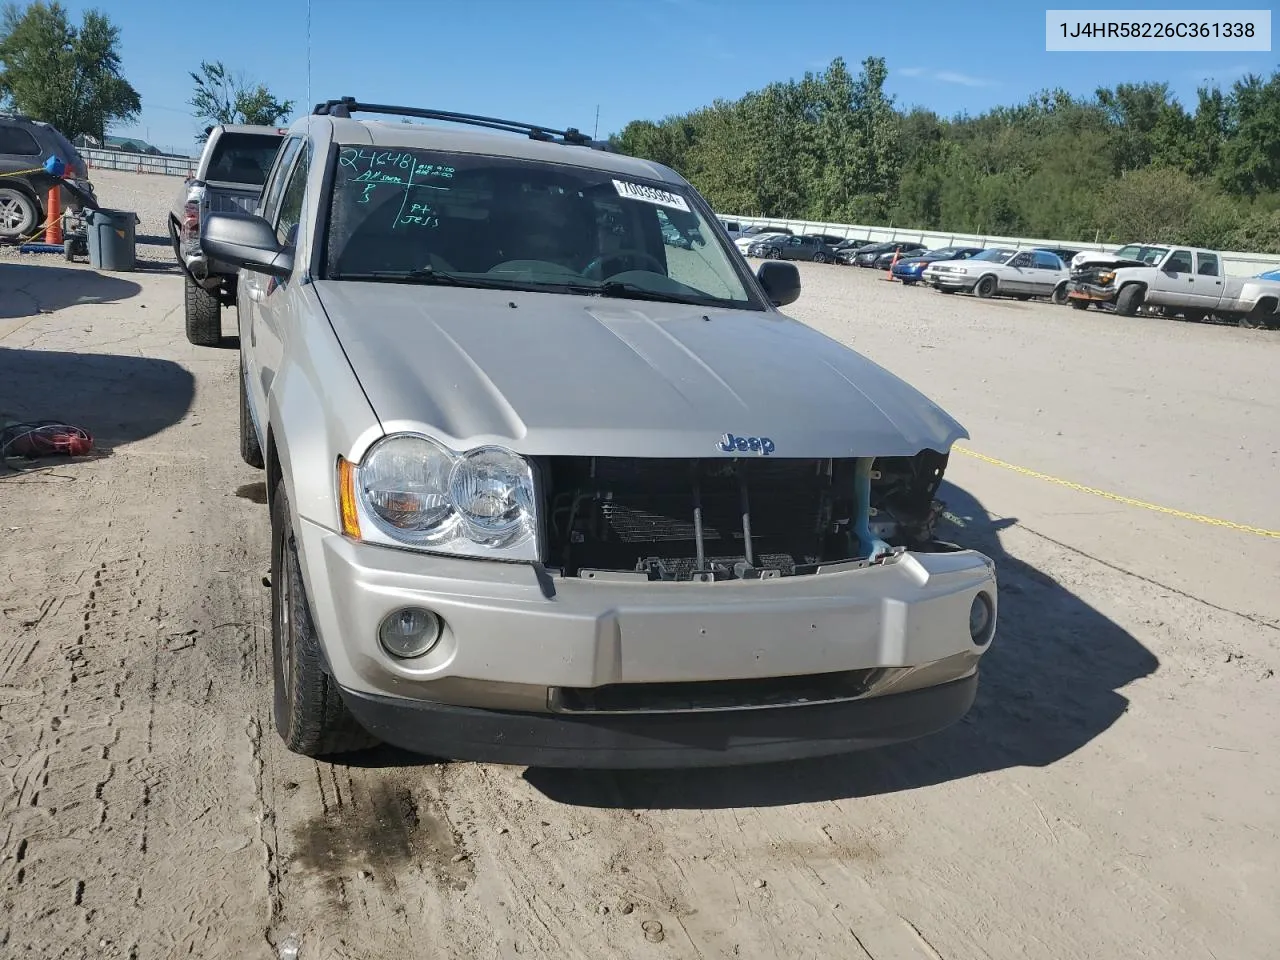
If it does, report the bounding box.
[311,98,607,149]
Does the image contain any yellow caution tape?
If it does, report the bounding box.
[953,445,1280,540]
[0,165,51,178]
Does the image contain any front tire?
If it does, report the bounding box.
[812,252,828,264]
[271,480,377,757]
[974,275,997,298]
[1051,283,1069,305]
[1070,299,1090,310]
[184,275,222,346]
[1115,284,1144,317]
[768,248,781,259]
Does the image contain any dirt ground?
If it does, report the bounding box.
[1,170,1278,960]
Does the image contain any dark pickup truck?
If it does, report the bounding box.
[170,124,286,345]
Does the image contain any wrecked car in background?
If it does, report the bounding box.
[1068,244,1280,328]
[199,98,998,769]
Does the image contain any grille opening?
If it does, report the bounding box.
[550,668,883,714]
[541,452,947,582]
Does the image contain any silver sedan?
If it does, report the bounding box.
[923,248,1069,299]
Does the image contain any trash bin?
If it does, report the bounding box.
[86,209,139,272]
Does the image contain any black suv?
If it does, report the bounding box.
[752,233,841,263]
[0,114,95,241]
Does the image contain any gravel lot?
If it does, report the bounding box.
[2,171,1278,960]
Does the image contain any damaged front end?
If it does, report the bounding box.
[1067,264,1120,304]
[540,449,952,583]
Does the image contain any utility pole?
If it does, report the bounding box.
[593,104,600,140]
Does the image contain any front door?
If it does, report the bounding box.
[1148,249,1195,306]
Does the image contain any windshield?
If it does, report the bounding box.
[325,147,758,309]
[971,248,1014,263]
[1113,244,1169,264]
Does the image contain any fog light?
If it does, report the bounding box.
[378,607,442,659]
[969,591,995,646]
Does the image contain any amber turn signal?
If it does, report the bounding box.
[338,457,361,539]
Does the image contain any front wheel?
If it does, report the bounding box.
[812,252,828,264]
[271,480,377,757]
[1070,299,1090,310]
[1115,284,1144,317]
[1051,283,1069,305]
[768,248,782,260]
[973,275,997,299]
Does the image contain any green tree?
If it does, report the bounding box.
[189,60,293,140]
[1217,73,1280,196]
[0,1,140,141]
[609,62,1280,254]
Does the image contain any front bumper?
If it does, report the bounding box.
[342,672,978,768]
[1067,281,1116,303]
[924,271,974,290]
[296,519,996,763]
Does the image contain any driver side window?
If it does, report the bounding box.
[274,144,311,247]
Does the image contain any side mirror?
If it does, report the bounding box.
[757,260,800,307]
[202,211,294,278]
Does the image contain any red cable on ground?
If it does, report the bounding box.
[0,421,94,459]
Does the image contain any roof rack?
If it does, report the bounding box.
[311,98,612,151]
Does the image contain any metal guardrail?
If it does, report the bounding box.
[720,214,1280,279]
[82,147,195,178]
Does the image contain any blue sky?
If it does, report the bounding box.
[58,0,1277,154]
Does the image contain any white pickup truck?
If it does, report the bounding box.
[1067,243,1280,329]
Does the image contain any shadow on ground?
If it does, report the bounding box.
[0,261,142,319]
[0,347,195,462]
[523,480,1159,808]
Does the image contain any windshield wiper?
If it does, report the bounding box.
[560,279,728,307]
[331,267,527,290]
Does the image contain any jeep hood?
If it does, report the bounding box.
[314,282,967,459]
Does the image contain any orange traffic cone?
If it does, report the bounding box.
[45,185,63,245]
[882,247,900,281]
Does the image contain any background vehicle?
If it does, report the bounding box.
[1068,245,1280,327]
[1032,246,1081,265]
[924,248,1068,299]
[753,233,841,263]
[201,98,996,768]
[738,231,788,255]
[871,244,927,269]
[833,237,871,256]
[169,123,287,345]
[843,241,924,267]
[0,114,95,241]
[891,246,983,284]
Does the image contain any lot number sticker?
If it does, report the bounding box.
[612,179,690,212]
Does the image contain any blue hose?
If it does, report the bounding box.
[854,458,892,560]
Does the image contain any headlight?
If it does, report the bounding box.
[349,434,538,560]
[449,446,535,546]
